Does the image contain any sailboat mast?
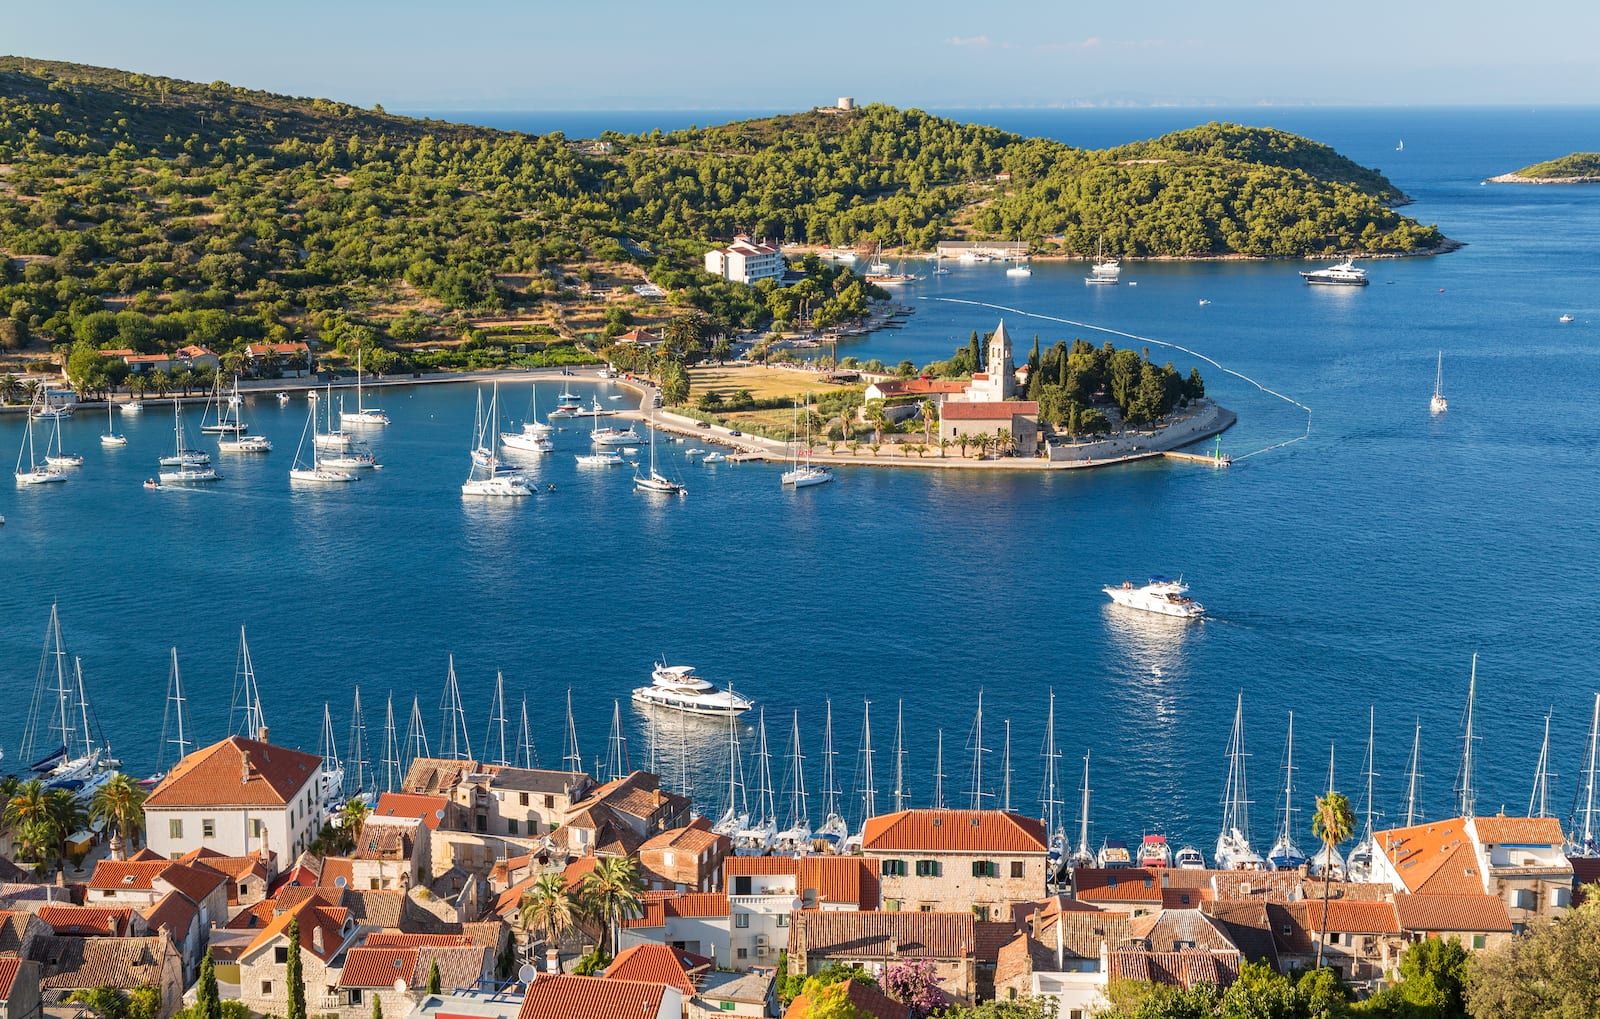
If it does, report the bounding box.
[1362,706,1377,836]
[1529,710,1553,819]
[933,731,946,809]
[382,694,402,793]
[1579,693,1600,852]
[518,696,538,769]
[822,700,840,820]
[789,711,808,829]
[50,605,72,755]
[485,672,510,767]
[967,690,986,810]
[347,687,368,796]
[163,647,191,766]
[1278,712,1296,846]
[606,700,629,781]
[860,700,876,823]
[1457,653,1478,818]
[892,700,907,813]
[1002,720,1013,813]
[1041,690,1061,837]
[1076,751,1092,859]
[405,695,431,769]
[1404,722,1422,828]
[563,689,582,772]
[755,708,775,825]
[438,656,473,761]
[74,657,94,760]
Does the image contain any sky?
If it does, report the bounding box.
[8,1,1600,110]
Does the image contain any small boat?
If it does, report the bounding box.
[290,394,356,484]
[1299,260,1370,286]
[1006,261,1033,278]
[577,451,623,466]
[121,399,143,414]
[703,452,726,464]
[1103,577,1204,618]
[1397,139,1404,152]
[781,396,834,488]
[631,660,753,717]
[1430,352,1448,415]
[321,450,377,470]
[634,424,685,495]
[621,447,639,456]
[591,424,641,446]
[159,401,219,484]
[43,410,82,467]
[1085,239,1121,285]
[158,450,211,468]
[342,347,390,426]
[1095,839,1132,869]
[1137,834,1172,868]
[1560,314,1574,324]
[101,402,127,447]
[143,479,161,490]
[276,392,291,405]
[684,448,707,458]
[1174,845,1206,869]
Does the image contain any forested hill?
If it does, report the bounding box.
[0,58,1449,367]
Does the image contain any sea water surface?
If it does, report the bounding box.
[3,107,1600,855]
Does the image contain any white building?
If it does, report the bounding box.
[143,736,326,865]
[704,236,785,285]
[724,857,874,970]
[958,321,1016,403]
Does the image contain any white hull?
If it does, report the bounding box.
[219,437,273,453]
[159,467,220,484]
[782,467,833,488]
[1084,276,1119,286]
[290,467,356,484]
[321,453,376,469]
[577,453,622,466]
[635,473,684,494]
[1006,266,1032,277]
[121,401,143,414]
[502,432,552,453]
[1104,581,1204,618]
[314,432,350,450]
[462,477,532,497]
[343,410,389,426]
[45,454,84,468]
[1430,395,1448,415]
[199,423,245,435]
[630,688,751,717]
[101,434,128,447]
[15,469,66,486]
[158,453,210,467]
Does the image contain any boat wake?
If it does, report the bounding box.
[922,297,1313,462]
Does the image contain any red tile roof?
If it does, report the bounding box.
[794,911,975,960]
[620,897,667,930]
[1296,900,1400,935]
[374,792,450,830]
[1393,894,1513,934]
[724,857,798,877]
[1472,817,1566,846]
[363,933,475,948]
[1373,819,1485,896]
[604,944,705,995]
[88,861,168,891]
[861,810,1048,854]
[339,947,415,989]
[144,737,321,808]
[640,824,723,855]
[243,897,349,963]
[663,892,729,918]
[37,905,133,937]
[156,861,228,904]
[798,856,879,910]
[869,378,969,397]
[518,974,668,1019]
[0,957,20,1001]
[141,892,198,939]
[939,401,1039,421]
[1107,949,1240,990]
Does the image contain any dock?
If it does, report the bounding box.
[1163,450,1231,467]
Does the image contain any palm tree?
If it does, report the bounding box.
[581,856,643,958]
[864,399,888,443]
[938,438,951,459]
[46,788,86,875]
[3,779,53,840]
[920,399,936,445]
[519,873,579,972]
[340,797,372,837]
[1311,790,1355,969]
[90,774,147,859]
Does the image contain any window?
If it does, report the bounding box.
[202,819,216,839]
[370,879,381,890]
[261,982,273,995]
[251,819,264,838]
[734,876,752,896]
[1329,933,1341,945]
[476,814,488,834]
[544,795,555,808]
[973,905,991,921]
[919,904,935,913]
[736,948,748,960]
[915,860,942,878]
[1011,861,1025,879]
[972,860,999,878]
[507,819,519,836]
[169,819,183,840]
[1473,935,1486,950]
[663,851,675,867]
[520,793,529,806]
[719,1002,737,1012]
[777,914,789,928]
[275,946,288,964]
[348,990,363,1005]
[735,914,750,929]
[881,859,907,877]
[884,899,901,912]
[1514,889,1537,911]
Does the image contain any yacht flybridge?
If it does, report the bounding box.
[632,660,753,717]
[1299,260,1369,286]
[1103,577,1204,618]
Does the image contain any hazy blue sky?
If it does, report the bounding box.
[10,1,1599,109]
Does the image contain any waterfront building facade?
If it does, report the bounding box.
[704,237,785,285]
[143,737,325,865]
[863,810,1049,919]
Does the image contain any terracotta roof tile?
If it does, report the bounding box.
[243,897,349,964]
[30,935,173,990]
[794,911,974,960]
[374,793,450,830]
[36,905,133,937]
[156,861,228,903]
[1201,900,1278,969]
[861,810,1047,854]
[640,823,723,855]
[1107,949,1240,990]
[724,857,798,877]
[798,856,878,910]
[518,974,667,1019]
[0,957,20,1001]
[141,892,197,938]
[663,893,728,918]
[939,401,1039,421]
[1296,900,1400,935]
[338,947,416,988]
[1373,820,1485,896]
[364,933,474,948]
[144,737,321,809]
[604,944,705,995]
[88,861,167,891]
[1128,909,1239,953]
[1472,817,1566,846]
[1393,894,1512,933]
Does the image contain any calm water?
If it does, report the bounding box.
[4,107,1600,856]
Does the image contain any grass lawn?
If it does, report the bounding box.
[688,364,845,402]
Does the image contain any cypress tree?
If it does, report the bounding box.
[285,918,306,1019]
[196,950,222,1019]
[426,959,442,994]
[372,997,384,1019]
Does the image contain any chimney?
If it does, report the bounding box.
[258,725,270,744]
[1055,912,1064,970]
[311,925,325,956]
[241,751,254,785]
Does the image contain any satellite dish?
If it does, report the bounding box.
[517,964,538,985]
[334,876,348,889]
[393,978,407,994]
[435,809,445,821]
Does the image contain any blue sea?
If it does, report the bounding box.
[3,107,1600,857]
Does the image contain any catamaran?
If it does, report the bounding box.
[1216,693,1264,870]
[633,421,685,495]
[100,400,127,447]
[289,395,356,483]
[342,346,390,426]
[1266,712,1308,871]
[463,383,532,497]
[781,396,832,488]
[159,401,220,483]
[1430,352,1448,415]
[15,408,66,485]
[631,660,752,717]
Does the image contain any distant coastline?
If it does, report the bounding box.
[1490,152,1600,184]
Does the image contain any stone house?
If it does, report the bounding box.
[1267,900,1402,983]
[0,957,41,1019]
[28,934,185,1017]
[788,911,978,1004]
[236,896,360,1016]
[638,822,730,894]
[350,817,431,891]
[863,810,1049,920]
[1393,893,1514,953]
[335,942,493,1019]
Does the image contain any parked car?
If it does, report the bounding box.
[696,420,711,429]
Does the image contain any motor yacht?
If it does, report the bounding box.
[502,426,554,453]
[1299,260,1369,286]
[631,661,753,717]
[1174,845,1206,869]
[1103,577,1204,618]
[1095,839,1132,869]
[576,450,623,466]
[1137,834,1172,868]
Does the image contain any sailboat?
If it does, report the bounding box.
[345,688,373,805]
[20,605,106,789]
[1040,691,1067,876]
[841,700,876,853]
[44,407,83,468]
[342,346,390,426]
[733,709,779,855]
[1005,240,1033,277]
[463,383,532,497]
[1568,693,1600,857]
[502,385,554,453]
[159,400,220,483]
[198,375,242,434]
[712,699,750,837]
[218,376,272,452]
[1215,693,1264,870]
[781,396,832,488]
[816,701,849,849]
[1396,139,1404,152]
[1085,237,1122,286]
[772,711,813,853]
[868,241,890,275]
[100,400,127,447]
[317,704,347,814]
[1430,352,1448,415]
[1345,707,1382,881]
[15,406,67,485]
[142,648,190,787]
[633,421,685,494]
[313,384,350,449]
[231,626,268,739]
[1266,712,1308,870]
[576,401,623,466]
[290,395,356,483]
[1309,744,1347,878]
[1068,751,1095,872]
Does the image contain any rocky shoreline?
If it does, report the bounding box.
[1488,172,1600,185]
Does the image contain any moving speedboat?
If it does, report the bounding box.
[631,661,753,717]
[1299,260,1369,286]
[1103,577,1204,618]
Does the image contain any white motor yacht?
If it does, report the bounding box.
[1103,577,1204,618]
[1299,260,1369,286]
[631,661,753,717]
[591,424,640,446]
[1173,845,1206,869]
[577,451,623,466]
[703,451,727,464]
[121,400,144,414]
[501,426,553,454]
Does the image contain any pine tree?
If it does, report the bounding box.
[285,919,306,1019]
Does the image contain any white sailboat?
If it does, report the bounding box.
[1345,707,1382,881]
[100,400,127,447]
[1215,693,1264,870]
[502,385,553,453]
[199,374,248,434]
[712,701,750,837]
[342,346,390,426]
[816,701,848,849]
[1069,751,1095,871]
[1040,691,1067,876]
[1568,693,1600,857]
[633,420,685,494]
[289,394,356,483]
[781,396,832,488]
[463,383,531,497]
[317,703,346,814]
[43,408,83,468]
[1266,712,1308,870]
[314,384,350,449]
[772,711,813,853]
[141,648,190,788]
[1430,352,1448,415]
[159,400,220,483]
[218,377,272,452]
[733,709,779,855]
[15,407,66,485]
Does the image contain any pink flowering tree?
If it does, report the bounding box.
[881,959,945,1018]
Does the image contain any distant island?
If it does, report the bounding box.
[1491,153,1600,184]
[0,57,1450,388]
